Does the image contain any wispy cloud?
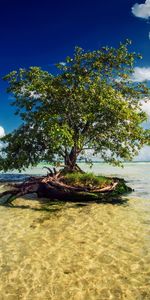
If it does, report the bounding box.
[59,62,66,66]
[132,67,150,82]
[132,0,150,19]
[135,145,150,160]
[0,126,5,151]
[141,99,150,117]
[0,126,5,138]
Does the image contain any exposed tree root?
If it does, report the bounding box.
[0,168,131,205]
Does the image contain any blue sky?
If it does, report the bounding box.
[0,0,150,159]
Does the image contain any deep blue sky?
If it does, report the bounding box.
[0,0,150,133]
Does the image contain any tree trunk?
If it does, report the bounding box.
[64,146,78,171]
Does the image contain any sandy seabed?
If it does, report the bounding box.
[0,189,150,300]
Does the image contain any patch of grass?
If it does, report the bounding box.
[63,172,112,188]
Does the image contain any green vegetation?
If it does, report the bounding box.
[0,40,150,173]
[63,172,112,188]
[111,179,133,196]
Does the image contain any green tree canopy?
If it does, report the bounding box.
[0,40,150,171]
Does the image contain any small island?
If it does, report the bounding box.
[0,40,149,204]
[0,167,132,204]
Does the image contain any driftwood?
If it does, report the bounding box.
[0,168,129,205]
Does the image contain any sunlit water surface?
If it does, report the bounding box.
[0,163,150,300]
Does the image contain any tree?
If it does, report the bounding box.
[0,40,150,172]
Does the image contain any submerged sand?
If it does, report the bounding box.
[0,189,150,299]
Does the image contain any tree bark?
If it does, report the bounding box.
[64,146,79,172]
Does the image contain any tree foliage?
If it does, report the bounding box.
[0,40,150,171]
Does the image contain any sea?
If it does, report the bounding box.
[0,162,150,299]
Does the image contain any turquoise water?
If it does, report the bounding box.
[0,163,150,299]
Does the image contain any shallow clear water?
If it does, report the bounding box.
[0,163,150,299]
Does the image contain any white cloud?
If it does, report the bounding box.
[132,67,150,82]
[131,67,150,120]
[132,0,150,19]
[20,86,41,99]
[135,145,150,160]
[0,126,5,152]
[0,126,5,138]
[137,100,150,161]
[59,62,66,66]
[141,99,150,117]
[29,91,41,99]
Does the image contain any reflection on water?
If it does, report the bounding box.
[0,163,150,299]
